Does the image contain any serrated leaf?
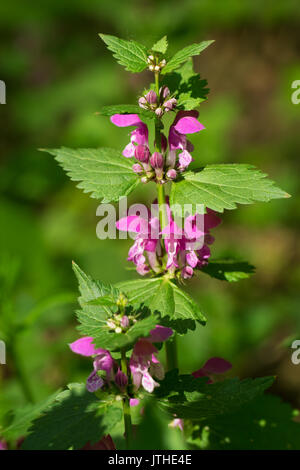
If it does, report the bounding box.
[22,383,122,450]
[162,59,209,110]
[201,259,255,282]
[116,278,206,334]
[170,164,290,214]
[157,370,274,419]
[151,36,168,54]
[198,394,300,450]
[1,390,60,441]
[162,40,214,74]
[73,263,158,351]
[73,262,119,340]
[42,147,140,203]
[97,104,155,120]
[99,34,147,73]
[73,262,119,313]
[86,314,158,352]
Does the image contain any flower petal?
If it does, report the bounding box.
[149,325,173,343]
[174,116,205,134]
[110,114,141,127]
[69,337,104,357]
[202,357,232,374]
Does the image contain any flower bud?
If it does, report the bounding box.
[115,369,128,389]
[138,97,148,109]
[141,176,148,184]
[120,315,130,328]
[145,90,157,105]
[115,327,122,334]
[150,152,164,169]
[155,107,163,117]
[181,266,194,279]
[166,169,177,180]
[160,59,166,68]
[154,65,160,72]
[132,163,143,174]
[164,97,177,111]
[106,320,116,329]
[149,65,154,71]
[135,145,150,163]
[161,134,168,152]
[160,86,170,100]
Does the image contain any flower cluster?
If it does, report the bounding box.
[138,87,177,117]
[69,325,172,397]
[110,109,204,183]
[146,54,166,73]
[116,201,221,278]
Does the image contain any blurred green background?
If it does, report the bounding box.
[0,0,300,443]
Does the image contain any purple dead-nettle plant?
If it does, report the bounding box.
[15,34,290,451]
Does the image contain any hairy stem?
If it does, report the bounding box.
[121,349,133,449]
[154,68,179,371]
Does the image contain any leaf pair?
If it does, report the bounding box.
[100,33,213,74]
[43,148,289,213]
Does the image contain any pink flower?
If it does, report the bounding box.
[116,212,160,275]
[129,326,172,394]
[69,337,115,392]
[86,370,105,393]
[192,357,232,383]
[69,336,104,357]
[111,114,149,158]
[116,201,221,279]
[168,110,205,171]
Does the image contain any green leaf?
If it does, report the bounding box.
[116,277,206,334]
[22,383,122,450]
[1,390,61,441]
[197,394,300,450]
[151,36,168,54]
[201,259,255,282]
[72,261,118,331]
[170,164,290,213]
[85,313,158,352]
[97,104,155,120]
[162,40,214,74]
[162,59,209,110]
[99,34,148,73]
[73,263,158,351]
[157,370,274,419]
[42,147,140,203]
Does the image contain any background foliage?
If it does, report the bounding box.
[0,0,300,449]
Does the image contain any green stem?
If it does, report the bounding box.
[154,67,179,372]
[121,349,133,449]
[156,183,168,231]
[165,336,178,370]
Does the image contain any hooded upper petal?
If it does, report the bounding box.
[148,325,173,343]
[110,114,141,127]
[69,337,104,357]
